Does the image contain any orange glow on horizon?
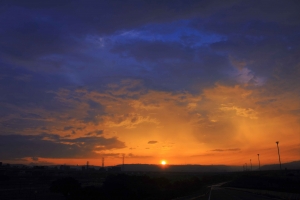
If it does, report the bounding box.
[3,84,299,167]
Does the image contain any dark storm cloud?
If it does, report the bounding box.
[0,0,240,71]
[1,0,298,60]
[1,0,298,90]
[0,133,125,160]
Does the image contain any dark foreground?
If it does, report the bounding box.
[209,187,277,200]
[0,167,300,200]
[0,166,231,200]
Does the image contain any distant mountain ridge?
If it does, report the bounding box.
[116,164,241,172]
[260,160,300,170]
[117,160,300,172]
[3,160,299,172]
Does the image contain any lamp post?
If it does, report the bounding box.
[257,154,260,170]
[276,141,282,170]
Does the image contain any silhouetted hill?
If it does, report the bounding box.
[260,160,300,170]
[117,164,240,172]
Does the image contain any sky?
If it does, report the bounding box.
[0,0,299,167]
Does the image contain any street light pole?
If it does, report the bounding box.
[276,141,282,170]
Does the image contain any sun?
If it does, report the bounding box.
[161,160,167,165]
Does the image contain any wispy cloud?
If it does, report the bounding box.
[148,141,158,144]
[211,148,241,152]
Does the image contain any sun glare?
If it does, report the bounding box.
[161,160,166,165]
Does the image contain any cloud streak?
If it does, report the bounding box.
[148,141,158,144]
[211,148,241,152]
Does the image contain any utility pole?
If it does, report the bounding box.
[276,141,282,170]
[257,154,260,170]
[245,163,247,171]
[250,159,252,171]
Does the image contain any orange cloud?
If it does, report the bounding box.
[2,80,299,166]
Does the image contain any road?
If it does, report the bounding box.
[175,182,281,200]
[208,186,279,200]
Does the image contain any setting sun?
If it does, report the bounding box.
[161,160,167,165]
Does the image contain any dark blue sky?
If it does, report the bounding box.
[0,0,299,166]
